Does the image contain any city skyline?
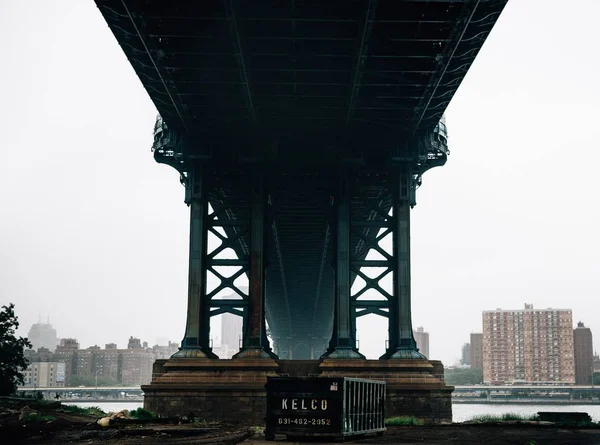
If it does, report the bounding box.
[2,0,600,366]
[11,291,600,364]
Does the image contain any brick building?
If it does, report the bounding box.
[22,362,65,388]
[482,304,575,384]
[121,349,155,385]
[23,338,175,387]
[573,322,594,385]
[470,333,483,371]
[461,343,471,366]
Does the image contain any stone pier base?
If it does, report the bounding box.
[143,357,279,422]
[143,358,453,423]
[320,359,453,423]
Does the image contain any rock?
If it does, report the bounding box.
[97,417,111,427]
[108,409,129,420]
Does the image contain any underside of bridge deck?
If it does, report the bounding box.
[93,0,507,360]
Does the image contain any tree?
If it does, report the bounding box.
[69,375,119,387]
[0,304,32,396]
[445,367,484,385]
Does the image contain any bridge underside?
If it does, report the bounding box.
[94,0,507,359]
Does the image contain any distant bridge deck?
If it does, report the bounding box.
[453,385,600,404]
[17,386,144,402]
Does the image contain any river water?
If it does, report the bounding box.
[73,401,600,423]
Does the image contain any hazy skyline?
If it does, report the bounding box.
[1,0,599,365]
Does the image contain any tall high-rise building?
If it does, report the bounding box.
[461,343,471,366]
[470,333,483,371]
[54,338,80,385]
[128,337,142,349]
[216,313,243,359]
[121,349,154,385]
[27,321,58,352]
[58,338,79,350]
[22,362,65,388]
[413,326,429,358]
[573,322,594,385]
[152,342,179,360]
[482,304,575,384]
[593,354,600,372]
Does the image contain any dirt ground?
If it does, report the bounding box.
[3,398,600,445]
[8,425,600,445]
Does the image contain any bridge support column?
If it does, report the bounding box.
[234,173,277,359]
[173,164,217,358]
[322,170,364,359]
[381,171,425,359]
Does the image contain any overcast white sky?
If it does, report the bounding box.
[1,0,599,366]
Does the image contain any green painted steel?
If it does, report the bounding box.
[93,0,509,359]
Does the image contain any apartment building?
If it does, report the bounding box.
[482,304,575,384]
[573,322,594,385]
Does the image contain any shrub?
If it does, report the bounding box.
[62,405,106,417]
[130,408,155,420]
[386,416,424,426]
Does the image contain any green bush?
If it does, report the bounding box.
[444,367,484,385]
[62,405,106,417]
[386,416,424,426]
[21,412,40,424]
[130,408,155,420]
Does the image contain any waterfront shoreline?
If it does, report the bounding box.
[454,399,600,405]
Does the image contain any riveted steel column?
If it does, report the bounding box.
[381,170,424,359]
[322,170,364,359]
[234,173,277,359]
[173,164,217,358]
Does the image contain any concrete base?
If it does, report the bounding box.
[143,358,453,423]
[143,357,279,422]
[319,359,453,423]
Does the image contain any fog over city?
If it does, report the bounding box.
[1,0,599,366]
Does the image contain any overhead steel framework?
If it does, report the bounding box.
[95,0,507,359]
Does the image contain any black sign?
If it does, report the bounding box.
[266,377,343,435]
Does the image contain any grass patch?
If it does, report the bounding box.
[62,405,106,417]
[130,408,156,420]
[468,413,538,423]
[386,416,424,426]
[21,413,56,423]
[21,412,40,424]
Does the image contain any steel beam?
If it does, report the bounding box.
[234,173,277,359]
[173,164,217,358]
[412,0,481,133]
[322,170,364,359]
[381,171,425,359]
[118,0,189,132]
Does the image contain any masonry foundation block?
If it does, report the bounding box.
[142,358,453,423]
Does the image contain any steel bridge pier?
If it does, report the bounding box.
[171,163,427,362]
[90,0,510,424]
[143,133,453,422]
